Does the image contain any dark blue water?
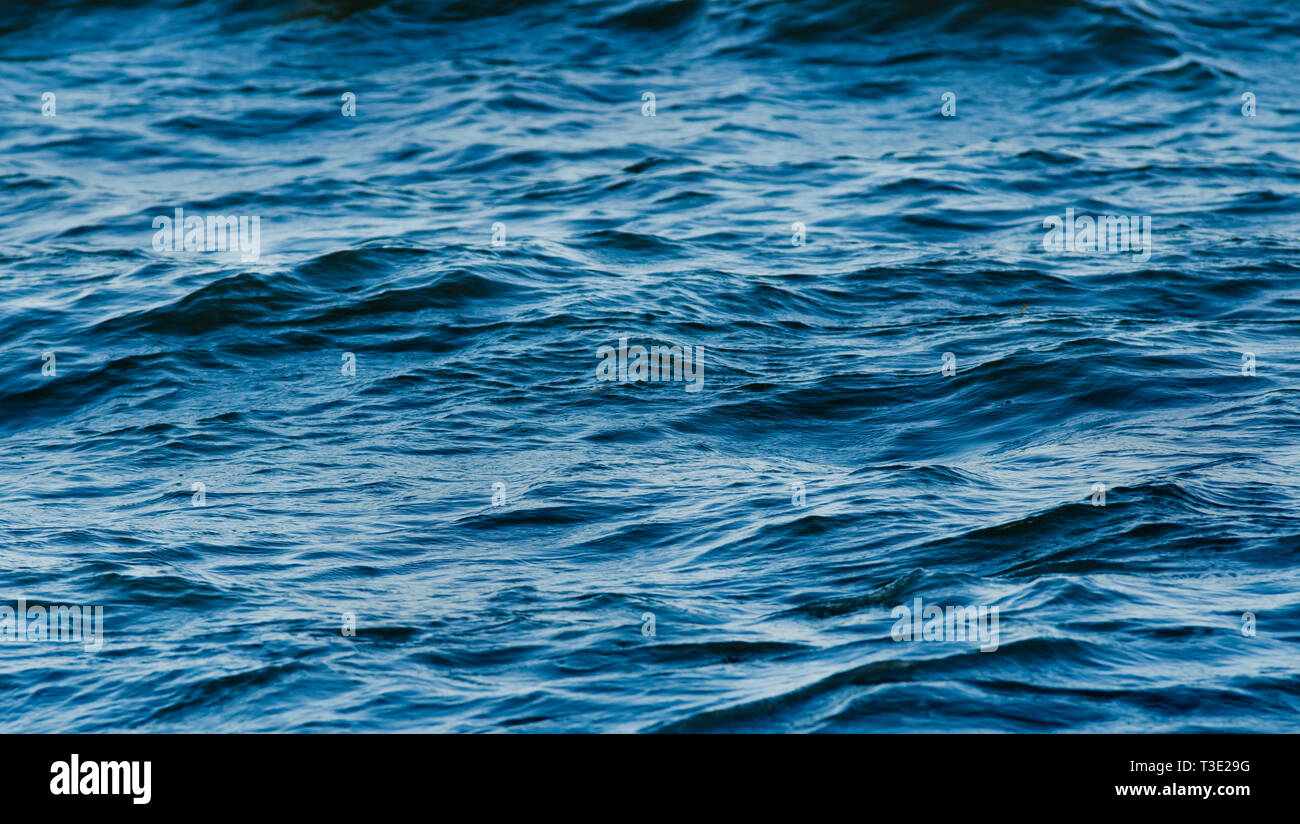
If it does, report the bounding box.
[2,0,1299,732]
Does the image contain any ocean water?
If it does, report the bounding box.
[1,0,1298,733]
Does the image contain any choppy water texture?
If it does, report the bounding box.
[2,0,1299,733]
